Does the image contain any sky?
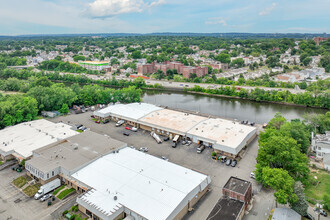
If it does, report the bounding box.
[0,0,329,35]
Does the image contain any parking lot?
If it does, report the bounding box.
[0,167,73,220]
[49,111,273,220]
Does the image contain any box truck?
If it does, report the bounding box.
[151,132,162,144]
[34,178,61,200]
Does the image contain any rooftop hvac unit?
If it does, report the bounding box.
[114,196,117,201]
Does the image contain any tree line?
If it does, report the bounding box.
[0,76,142,129]
[188,85,330,109]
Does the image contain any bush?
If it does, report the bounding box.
[323,195,330,211]
[71,205,79,212]
[57,188,75,200]
[62,210,69,216]
[306,197,317,205]
[211,152,217,157]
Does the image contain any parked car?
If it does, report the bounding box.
[163,137,170,141]
[95,120,100,124]
[226,159,232,166]
[314,208,328,217]
[172,142,177,148]
[244,120,249,124]
[262,123,268,128]
[220,156,227,163]
[139,147,148,152]
[250,172,255,179]
[123,132,130,136]
[116,120,125,127]
[130,146,136,150]
[186,140,192,146]
[197,145,205,153]
[182,140,186,145]
[250,122,255,126]
[125,126,131,130]
[90,115,95,118]
[40,194,52,202]
[161,156,169,161]
[80,126,87,131]
[103,119,110,124]
[231,159,237,167]
[131,127,138,132]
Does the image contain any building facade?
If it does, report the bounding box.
[78,61,111,72]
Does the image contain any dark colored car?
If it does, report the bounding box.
[103,119,110,124]
[226,159,232,166]
[231,159,237,167]
[164,137,170,141]
[123,132,130,136]
[90,115,95,118]
[250,122,255,126]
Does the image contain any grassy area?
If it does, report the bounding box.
[0,161,3,165]
[12,176,27,188]
[23,184,40,197]
[53,185,65,195]
[76,129,83,133]
[57,188,75,200]
[305,170,330,201]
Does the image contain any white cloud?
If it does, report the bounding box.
[85,0,166,18]
[259,2,277,16]
[205,17,227,26]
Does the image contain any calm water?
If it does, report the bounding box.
[142,91,328,124]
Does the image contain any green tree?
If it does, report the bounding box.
[215,53,231,64]
[260,167,297,205]
[268,112,287,129]
[290,181,308,216]
[59,104,69,114]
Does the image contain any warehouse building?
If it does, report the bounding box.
[93,103,257,157]
[25,131,127,186]
[187,118,257,157]
[72,147,211,220]
[93,103,162,127]
[0,119,78,161]
[139,109,206,138]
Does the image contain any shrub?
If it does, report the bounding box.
[323,195,330,211]
[62,210,69,216]
[53,185,65,195]
[211,152,217,157]
[71,205,79,212]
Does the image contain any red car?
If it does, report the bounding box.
[95,120,100,124]
[125,126,131,130]
[91,115,95,118]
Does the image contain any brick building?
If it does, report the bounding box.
[313,37,330,45]
[223,176,252,210]
[207,176,252,220]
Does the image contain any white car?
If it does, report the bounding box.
[139,147,148,152]
[250,172,255,179]
[40,194,52,202]
[131,127,138,132]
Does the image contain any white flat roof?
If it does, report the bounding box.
[0,119,78,159]
[187,118,257,149]
[94,103,162,120]
[139,109,206,134]
[72,147,210,220]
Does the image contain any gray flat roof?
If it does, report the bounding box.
[27,131,126,173]
[223,176,251,195]
[206,197,244,220]
[272,208,301,220]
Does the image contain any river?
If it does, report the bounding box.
[142,91,328,124]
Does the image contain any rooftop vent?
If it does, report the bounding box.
[114,196,117,201]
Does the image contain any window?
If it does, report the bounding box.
[52,171,54,176]
[224,191,229,197]
[47,173,49,179]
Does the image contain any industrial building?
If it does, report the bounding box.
[0,119,78,161]
[93,103,257,157]
[207,177,252,220]
[26,131,126,186]
[78,61,111,72]
[72,147,211,220]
